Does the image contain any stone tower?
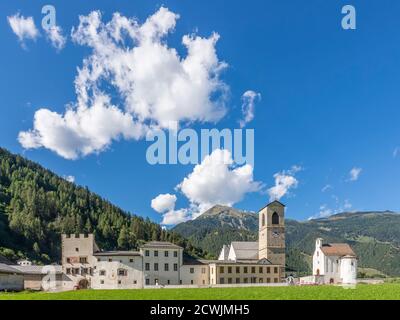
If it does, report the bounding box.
[258,200,285,270]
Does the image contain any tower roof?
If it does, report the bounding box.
[259,200,285,212]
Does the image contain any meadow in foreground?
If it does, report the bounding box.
[1,284,400,300]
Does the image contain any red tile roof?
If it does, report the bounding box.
[320,243,356,257]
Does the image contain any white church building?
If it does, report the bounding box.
[306,238,357,285]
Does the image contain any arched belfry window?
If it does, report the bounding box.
[272,212,279,225]
[261,214,265,227]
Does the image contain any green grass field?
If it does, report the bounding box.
[1,284,400,300]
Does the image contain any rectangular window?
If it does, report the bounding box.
[174,263,178,271]
[154,263,159,271]
[129,259,134,263]
[236,266,240,273]
[118,280,122,285]
[154,250,158,257]
[82,268,88,275]
[244,267,248,274]
[100,270,106,276]
[145,263,150,271]
[145,250,150,257]
[191,280,194,285]
[165,251,169,257]
[100,280,104,284]
[145,279,150,285]
[267,278,271,283]
[267,267,271,274]
[259,267,263,273]
[108,258,112,262]
[168,280,170,285]
[66,258,71,263]
[201,268,206,274]
[228,267,232,274]
[79,257,87,264]
[228,278,232,284]
[274,278,278,283]
[190,268,195,274]
[203,280,205,285]
[164,263,169,271]
[75,248,79,252]
[251,267,256,273]
[236,278,240,284]
[174,251,178,258]
[74,268,80,275]
[66,268,71,275]
[220,278,225,284]
[118,269,126,276]
[133,280,137,284]
[274,267,278,274]
[244,278,248,283]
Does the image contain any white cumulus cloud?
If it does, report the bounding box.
[178,149,261,216]
[239,90,261,128]
[267,166,301,201]
[151,194,177,213]
[348,167,362,182]
[63,175,75,183]
[8,13,39,45]
[45,25,66,51]
[19,7,228,159]
[152,149,261,225]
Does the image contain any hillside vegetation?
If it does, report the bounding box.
[0,148,206,264]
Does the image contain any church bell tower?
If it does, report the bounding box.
[258,200,285,270]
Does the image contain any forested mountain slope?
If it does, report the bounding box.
[0,148,206,263]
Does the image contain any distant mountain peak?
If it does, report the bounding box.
[199,205,256,219]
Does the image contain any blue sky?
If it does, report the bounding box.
[1,0,399,224]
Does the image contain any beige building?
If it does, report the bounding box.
[61,233,99,290]
[215,200,286,282]
[92,251,143,289]
[58,200,287,290]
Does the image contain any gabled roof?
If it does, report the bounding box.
[320,243,356,257]
[0,263,21,274]
[259,200,285,212]
[13,265,63,275]
[141,241,182,249]
[231,241,259,260]
[258,258,273,265]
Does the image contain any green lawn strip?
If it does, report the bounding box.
[1,284,400,300]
